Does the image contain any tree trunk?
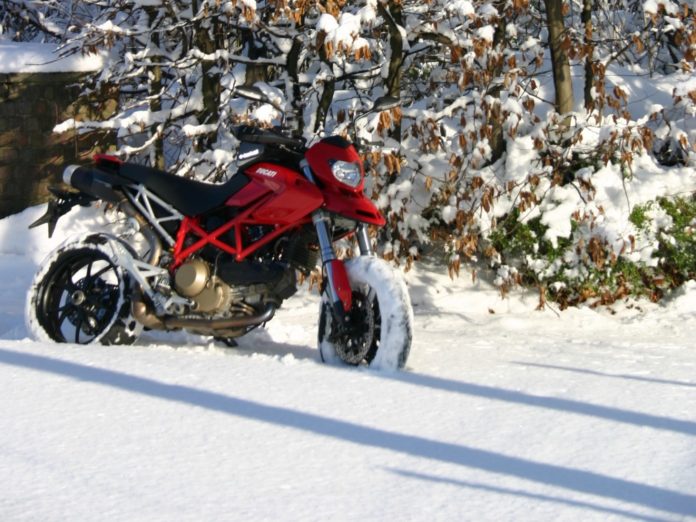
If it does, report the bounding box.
[314,41,335,133]
[377,0,404,142]
[488,8,508,164]
[544,0,574,115]
[242,29,269,86]
[146,8,165,170]
[286,36,304,138]
[194,14,219,152]
[582,0,594,110]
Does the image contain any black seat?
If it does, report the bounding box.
[114,163,250,216]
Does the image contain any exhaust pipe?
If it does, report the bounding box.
[132,300,276,332]
[63,165,121,204]
[165,304,276,330]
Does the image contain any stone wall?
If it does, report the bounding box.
[0,72,113,218]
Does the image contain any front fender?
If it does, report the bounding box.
[323,191,386,226]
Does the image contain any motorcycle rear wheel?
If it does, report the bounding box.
[318,256,412,370]
[26,237,141,345]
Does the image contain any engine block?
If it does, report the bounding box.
[174,259,232,314]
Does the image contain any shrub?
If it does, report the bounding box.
[653,196,696,288]
[487,193,696,308]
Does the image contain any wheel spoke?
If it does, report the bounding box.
[63,277,78,293]
[56,304,72,326]
[74,317,83,343]
[33,246,135,345]
[91,264,112,280]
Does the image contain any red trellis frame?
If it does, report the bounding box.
[172,195,312,269]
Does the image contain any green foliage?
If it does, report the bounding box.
[556,258,653,308]
[628,202,652,232]
[654,195,696,288]
[488,210,538,263]
[488,210,571,283]
[488,194,696,307]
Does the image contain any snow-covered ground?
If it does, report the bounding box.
[1,207,695,521]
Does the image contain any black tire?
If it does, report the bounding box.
[318,256,413,370]
[26,236,141,345]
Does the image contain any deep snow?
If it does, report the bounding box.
[1,206,695,521]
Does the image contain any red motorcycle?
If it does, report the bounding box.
[26,92,413,370]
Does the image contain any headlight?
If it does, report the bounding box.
[331,161,361,188]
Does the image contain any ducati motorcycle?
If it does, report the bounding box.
[26,91,413,370]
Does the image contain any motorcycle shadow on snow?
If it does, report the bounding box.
[0,347,694,519]
[234,327,319,362]
[138,327,320,363]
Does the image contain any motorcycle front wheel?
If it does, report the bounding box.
[318,256,413,370]
[26,236,141,345]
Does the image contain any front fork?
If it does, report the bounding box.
[355,222,374,256]
[313,210,352,315]
[301,160,373,316]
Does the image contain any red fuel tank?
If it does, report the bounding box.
[227,162,324,225]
